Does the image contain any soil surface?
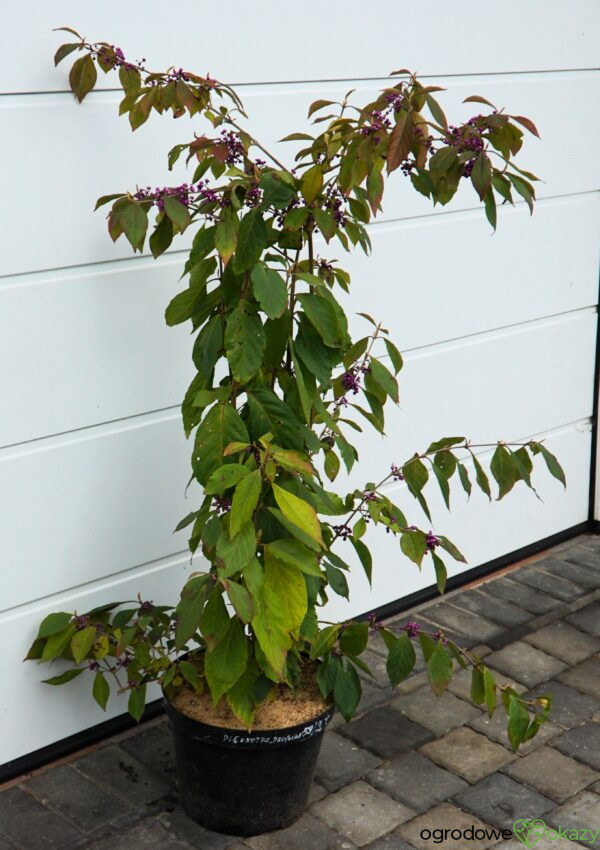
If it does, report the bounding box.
[171,659,331,730]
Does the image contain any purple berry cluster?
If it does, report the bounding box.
[341,370,361,394]
[444,116,487,178]
[332,524,352,540]
[426,531,441,552]
[218,128,245,165]
[367,612,383,634]
[244,182,262,208]
[384,91,406,112]
[213,495,232,514]
[73,615,90,631]
[323,184,348,226]
[390,463,404,481]
[361,108,392,142]
[402,620,421,638]
[133,179,225,214]
[139,600,153,613]
[88,660,100,672]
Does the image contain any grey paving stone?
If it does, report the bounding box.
[0,786,80,849]
[484,575,562,614]
[312,780,414,847]
[245,811,356,850]
[485,641,567,687]
[308,782,328,804]
[552,721,600,770]
[367,751,467,812]
[391,686,480,736]
[502,745,599,803]
[119,721,176,783]
[566,545,600,570]
[419,726,515,784]
[356,678,395,716]
[73,744,172,805]
[526,680,600,728]
[315,731,381,792]
[540,556,600,589]
[24,762,132,833]
[557,655,600,698]
[510,565,584,601]
[363,835,416,850]
[158,807,243,850]
[418,602,504,644]
[398,802,507,850]
[86,816,193,849]
[525,620,600,665]
[403,616,477,649]
[360,648,393,688]
[453,772,554,830]
[469,708,562,753]
[565,602,600,637]
[450,587,531,628]
[546,791,600,840]
[338,706,432,759]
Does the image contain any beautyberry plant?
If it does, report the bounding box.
[27,28,563,750]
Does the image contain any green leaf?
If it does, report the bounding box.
[369,358,399,403]
[230,469,262,536]
[93,672,110,710]
[471,453,492,500]
[324,450,340,482]
[265,539,320,576]
[491,445,518,499]
[216,522,257,576]
[483,187,497,231]
[507,695,530,750]
[402,456,429,497]
[324,563,349,598]
[71,626,97,664]
[301,164,323,204]
[227,662,259,728]
[471,668,485,704]
[438,536,467,563]
[179,660,199,690]
[251,263,288,319]
[432,463,450,509]
[310,625,341,660]
[471,153,492,201]
[41,625,76,661]
[297,294,343,348]
[175,575,210,650]
[245,559,294,675]
[37,612,73,640]
[225,580,255,623]
[432,551,447,593]
[214,207,238,265]
[387,109,414,174]
[247,389,303,449]
[425,93,448,129]
[163,196,191,232]
[264,556,308,636]
[69,54,97,102]
[400,529,427,566]
[457,463,472,497]
[384,340,403,374]
[205,618,249,703]
[42,668,85,686]
[484,667,497,717]
[313,209,337,241]
[507,173,535,214]
[386,634,416,685]
[259,173,295,210]
[149,215,174,258]
[268,508,321,551]
[284,207,309,231]
[272,483,323,547]
[532,442,566,487]
[55,42,80,66]
[128,683,147,722]
[200,587,230,649]
[205,464,250,495]
[225,301,266,383]
[120,202,148,252]
[350,538,373,584]
[233,209,267,273]
[339,622,368,656]
[333,661,362,721]
[193,403,249,486]
[428,642,453,696]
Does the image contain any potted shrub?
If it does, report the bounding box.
[27,28,564,836]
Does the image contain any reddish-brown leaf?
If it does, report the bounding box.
[386,110,414,174]
[511,115,541,138]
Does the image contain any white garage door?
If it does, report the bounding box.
[2,1,599,768]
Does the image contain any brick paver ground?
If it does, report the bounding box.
[2,535,600,849]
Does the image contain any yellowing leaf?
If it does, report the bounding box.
[272,484,323,547]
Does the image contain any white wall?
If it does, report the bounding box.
[2,1,599,765]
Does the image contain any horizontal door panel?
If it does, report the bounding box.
[3,0,598,94]
[1,424,590,766]
[325,423,592,621]
[0,411,196,612]
[2,312,594,611]
[337,310,597,490]
[1,73,598,276]
[2,196,597,449]
[0,552,194,766]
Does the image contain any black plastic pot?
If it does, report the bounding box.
[164,697,334,836]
